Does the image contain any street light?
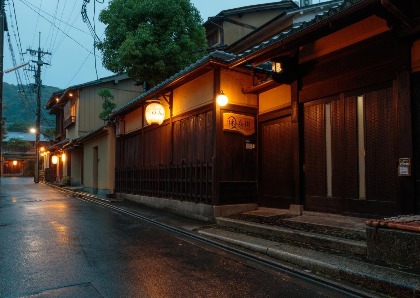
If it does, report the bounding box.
[29,127,40,183]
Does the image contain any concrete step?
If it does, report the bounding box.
[197,227,420,297]
[216,217,367,256]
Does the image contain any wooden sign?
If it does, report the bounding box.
[223,113,255,136]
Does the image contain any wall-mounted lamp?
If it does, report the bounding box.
[272,62,282,73]
[52,155,58,165]
[216,90,228,107]
[29,127,36,134]
[145,102,165,125]
[55,97,60,102]
[68,92,74,97]
[12,160,17,166]
[61,153,66,162]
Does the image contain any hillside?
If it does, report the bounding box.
[2,82,59,129]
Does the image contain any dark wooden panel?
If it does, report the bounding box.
[259,116,292,208]
[304,103,326,197]
[365,86,397,202]
[331,96,359,199]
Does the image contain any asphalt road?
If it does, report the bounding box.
[0,177,354,298]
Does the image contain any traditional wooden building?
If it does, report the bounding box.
[45,74,143,194]
[230,0,420,216]
[112,0,420,218]
[111,51,261,220]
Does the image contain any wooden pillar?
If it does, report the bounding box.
[291,80,304,204]
[213,68,221,205]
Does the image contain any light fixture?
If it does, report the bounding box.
[52,155,58,165]
[40,147,45,152]
[12,160,17,166]
[29,127,36,134]
[61,153,66,162]
[272,62,282,73]
[145,102,165,125]
[216,90,228,107]
[68,92,73,97]
[55,97,60,102]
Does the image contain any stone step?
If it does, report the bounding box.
[216,217,367,256]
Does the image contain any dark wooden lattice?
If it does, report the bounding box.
[260,117,292,203]
[304,103,326,196]
[365,87,397,202]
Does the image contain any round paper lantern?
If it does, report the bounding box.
[145,102,165,125]
[52,155,58,165]
[216,91,228,107]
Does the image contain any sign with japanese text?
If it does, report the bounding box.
[223,113,255,136]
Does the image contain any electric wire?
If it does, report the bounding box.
[20,0,92,53]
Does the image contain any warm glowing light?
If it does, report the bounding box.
[68,92,73,97]
[272,62,282,73]
[145,102,165,125]
[12,160,17,166]
[29,127,36,134]
[52,155,58,164]
[216,91,228,107]
[61,153,66,162]
[55,97,60,102]
[40,147,45,152]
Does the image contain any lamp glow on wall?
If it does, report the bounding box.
[145,102,165,125]
[61,153,66,162]
[216,90,228,107]
[52,155,58,165]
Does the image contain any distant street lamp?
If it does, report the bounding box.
[29,127,40,183]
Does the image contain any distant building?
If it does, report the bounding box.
[1,132,51,176]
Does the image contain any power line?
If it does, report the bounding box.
[20,0,92,53]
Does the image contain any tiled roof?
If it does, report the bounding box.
[234,0,365,62]
[111,51,236,117]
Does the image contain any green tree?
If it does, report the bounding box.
[5,138,32,151]
[98,88,116,121]
[97,0,207,87]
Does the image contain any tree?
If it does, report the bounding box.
[98,88,116,121]
[97,0,207,87]
[5,138,32,151]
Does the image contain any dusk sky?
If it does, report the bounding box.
[3,0,294,90]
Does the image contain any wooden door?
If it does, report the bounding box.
[259,116,292,208]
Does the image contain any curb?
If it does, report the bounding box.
[199,228,420,297]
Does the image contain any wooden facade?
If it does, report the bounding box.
[45,0,420,219]
[237,0,420,217]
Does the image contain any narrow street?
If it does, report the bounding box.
[0,177,354,297]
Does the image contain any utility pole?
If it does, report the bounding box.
[27,33,50,183]
[0,0,5,179]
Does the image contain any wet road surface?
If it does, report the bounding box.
[0,177,355,297]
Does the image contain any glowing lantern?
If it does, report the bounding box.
[216,91,228,107]
[61,153,66,162]
[12,160,17,166]
[52,155,58,165]
[145,102,165,125]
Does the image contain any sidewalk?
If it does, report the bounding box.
[50,184,420,297]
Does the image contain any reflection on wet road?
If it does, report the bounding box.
[0,177,352,297]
